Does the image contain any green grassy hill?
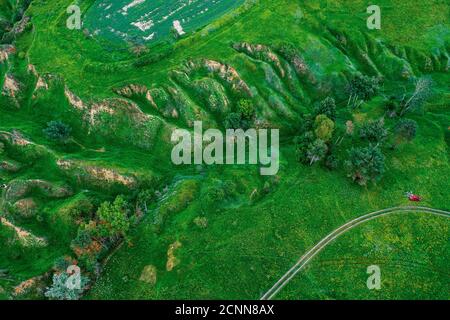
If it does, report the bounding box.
[0,0,449,300]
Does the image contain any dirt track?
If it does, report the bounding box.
[260,206,450,300]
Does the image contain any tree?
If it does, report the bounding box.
[347,74,381,101]
[325,154,339,170]
[298,114,314,134]
[71,229,92,249]
[314,115,335,142]
[137,189,155,213]
[306,139,328,165]
[399,77,433,116]
[313,97,337,121]
[53,256,74,273]
[224,112,242,129]
[202,179,237,210]
[97,196,130,239]
[237,99,256,121]
[294,131,315,163]
[43,121,72,144]
[347,74,381,109]
[394,118,418,147]
[359,118,388,143]
[224,99,256,129]
[345,145,385,186]
[45,272,89,300]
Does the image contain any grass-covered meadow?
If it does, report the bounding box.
[0,0,448,300]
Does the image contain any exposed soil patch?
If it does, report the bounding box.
[0,217,47,247]
[139,265,157,285]
[166,241,182,272]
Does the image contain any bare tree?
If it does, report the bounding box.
[400,77,433,116]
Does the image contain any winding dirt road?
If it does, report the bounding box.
[260,206,450,300]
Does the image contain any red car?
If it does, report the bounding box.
[408,194,421,202]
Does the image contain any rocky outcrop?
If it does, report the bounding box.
[13,198,37,218]
[12,274,47,297]
[0,159,22,173]
[87,100,116,126]
[275,44,317,85]
[3,179,73,203]
[0,130,31,146]
[115,83,216,128]
[63,82,163,149]
[57,159,138,189]
[0,130,50,163]
[0,217,47,247]
[234,42,285,78]
[0,45,15,63]
[65,86,86,110]
[11,16,30,35]
[27,65,49,92]
[184,59,253,97]
[115,84,149,99]
[166,241,182,272]
[2,74,20,98]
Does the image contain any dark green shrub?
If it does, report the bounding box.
[224,112,243,129]
[294,131,315,163]
[325,154,339,170]
[306,139,328,166]
[359,119,388,143]
[43,121,72,144]
[313,97,337,121]
[347,74,382,101]
[345,145,385,186]
[71,229,92,249]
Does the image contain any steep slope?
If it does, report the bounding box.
[0,0,449,299]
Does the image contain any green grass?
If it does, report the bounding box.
[276,212,449,300]
[90,178,449,299]
[23,0,450,98]
[89,122,450,299]
[84,0,245,44]
[0,0,449,300]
